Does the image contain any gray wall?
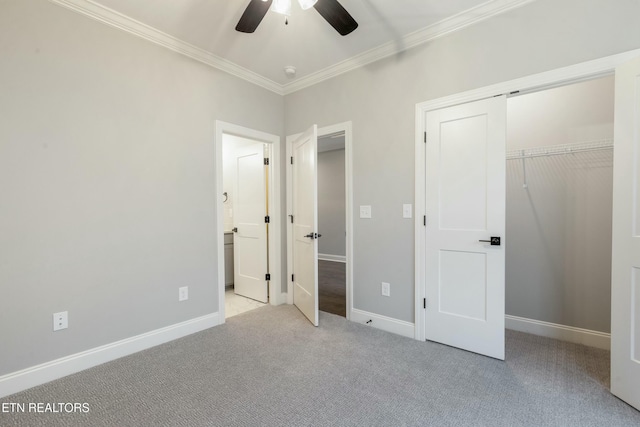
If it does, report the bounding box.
[506,77,614,333]
[0,0,283,376]
[318,149,346,257]
[284,0,640,323]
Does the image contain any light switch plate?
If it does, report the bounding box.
[403,204,412,218]
[360,205,372,218]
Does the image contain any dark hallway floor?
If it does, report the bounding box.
[318,259,346,317]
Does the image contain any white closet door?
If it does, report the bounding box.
[611,56,640,411]
[424,96,506,360]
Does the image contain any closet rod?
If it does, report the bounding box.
[507,139,613,189]
[506,139,613,161]
[507,145,613,160]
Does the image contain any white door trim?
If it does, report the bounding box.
[414,48,640,342]
[215,121,282,322]
[287,121,354,320]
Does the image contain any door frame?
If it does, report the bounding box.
[286,121,354,320]
[215,120,283,321]
[414,48,640,342]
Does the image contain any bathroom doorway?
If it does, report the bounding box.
[215,121,283,321]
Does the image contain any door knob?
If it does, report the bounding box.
[304,233,315,239]
[479,236,500,246]
[232,227,238,233]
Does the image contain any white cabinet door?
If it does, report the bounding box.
[291,125,319,326]
[233,142,268,303]
[611,56,640,411]
[424,96,506,360]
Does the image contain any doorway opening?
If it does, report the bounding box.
[222,134,270,318]
[215,121,282,322]
[504,76,614,348]
[286,121,353,322]
[415,74,617,360]
[317,132,347,317]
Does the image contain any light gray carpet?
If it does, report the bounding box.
[1,305,639,427]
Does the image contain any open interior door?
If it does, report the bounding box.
[611,57,640,411]
[424,96,506,360]
[233,141,268,303]
[291,125,319,326]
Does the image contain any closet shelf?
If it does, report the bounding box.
[507,139,613,189]
[506,139,613,160]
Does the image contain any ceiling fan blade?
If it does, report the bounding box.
[236,0,273,33]
[313,0,358,36]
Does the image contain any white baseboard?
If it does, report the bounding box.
[351,308,415,339]
[318,253,346,263]
[0,312,220,398]
[505,315,610,350]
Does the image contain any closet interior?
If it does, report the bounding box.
[505,75,614,341]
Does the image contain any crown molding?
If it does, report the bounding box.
[48,0,284,95]
[282,0,536,94]
[49,0,535,96]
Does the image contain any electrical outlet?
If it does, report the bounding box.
[53,311,68,331]
[381,282,390,297]
[179,286,189,302]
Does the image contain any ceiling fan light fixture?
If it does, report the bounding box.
[236,0,358,35]
[271,0,292,16]
[297,0,318,10]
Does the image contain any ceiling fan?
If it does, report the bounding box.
[236,0,358,36]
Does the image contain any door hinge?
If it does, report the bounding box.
[265,273,271,281]
[291,274,294,282]
[265,215,270,223]
[424,298,427,309]
[264,158,269,165]
[289,215,294,223]
[424,132,427,143]
[423,215,426,226]
[290,156,293,164]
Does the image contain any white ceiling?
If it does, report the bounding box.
[60,0,531,91]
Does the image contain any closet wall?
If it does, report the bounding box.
[505,76,614,333]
